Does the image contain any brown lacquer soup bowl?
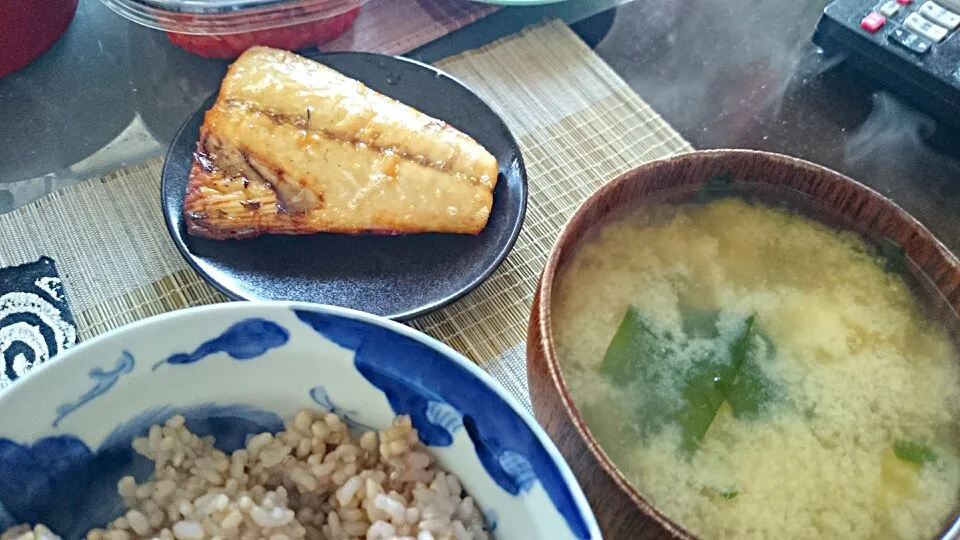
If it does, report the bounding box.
[527,149,960,539]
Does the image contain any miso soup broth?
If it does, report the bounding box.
[552,198,960,539]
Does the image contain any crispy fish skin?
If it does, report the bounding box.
[184,46,499,240]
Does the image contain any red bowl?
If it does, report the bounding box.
[0,0,79,77]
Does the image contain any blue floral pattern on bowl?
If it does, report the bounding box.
[0,403,283,537]
[308,384,376,431]
[0,303,600,539]
[152,318,289,371]
[53,351,135,428]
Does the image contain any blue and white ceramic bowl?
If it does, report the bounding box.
[0,302,600,539]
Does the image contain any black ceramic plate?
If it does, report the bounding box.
[161,52,527,320]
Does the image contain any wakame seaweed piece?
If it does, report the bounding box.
[681,306,722,339]
[878,237,910,278]
[601,306,666,383]
[701,486,739,500]
[676,315,754,454]
[724,317,779,419]
[675,314,780,453]
[674,316,756,453]
[600,307,780,454]
[696,172,734,204]
[676,316,753,454]
[600,307,681,438]
[893,439,937,465]
[675,350,734,453]
[725,357,777,418]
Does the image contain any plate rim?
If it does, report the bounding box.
[160,50,528,321]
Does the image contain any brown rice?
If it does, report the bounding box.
[1,410,490,540]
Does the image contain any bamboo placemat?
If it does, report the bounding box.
[0,21,692,403]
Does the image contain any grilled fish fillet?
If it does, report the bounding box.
[184,46,499,240]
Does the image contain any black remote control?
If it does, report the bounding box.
[814,0,960,129]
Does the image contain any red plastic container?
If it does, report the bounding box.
[0,0,80,77]
[99,0,366,59]
[165,7,360,58]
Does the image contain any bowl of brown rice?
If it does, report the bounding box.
[0,301,600,540]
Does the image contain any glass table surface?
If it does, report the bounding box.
[0,0,957,253]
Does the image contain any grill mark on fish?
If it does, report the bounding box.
[221,98,489,185]
[201,132,322,215]
[239,148,319,215]
[194,150,215,172]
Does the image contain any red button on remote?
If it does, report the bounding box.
[861,12,886,32]
[897,0,911,5]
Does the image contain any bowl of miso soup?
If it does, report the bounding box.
[527,149,960,540]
